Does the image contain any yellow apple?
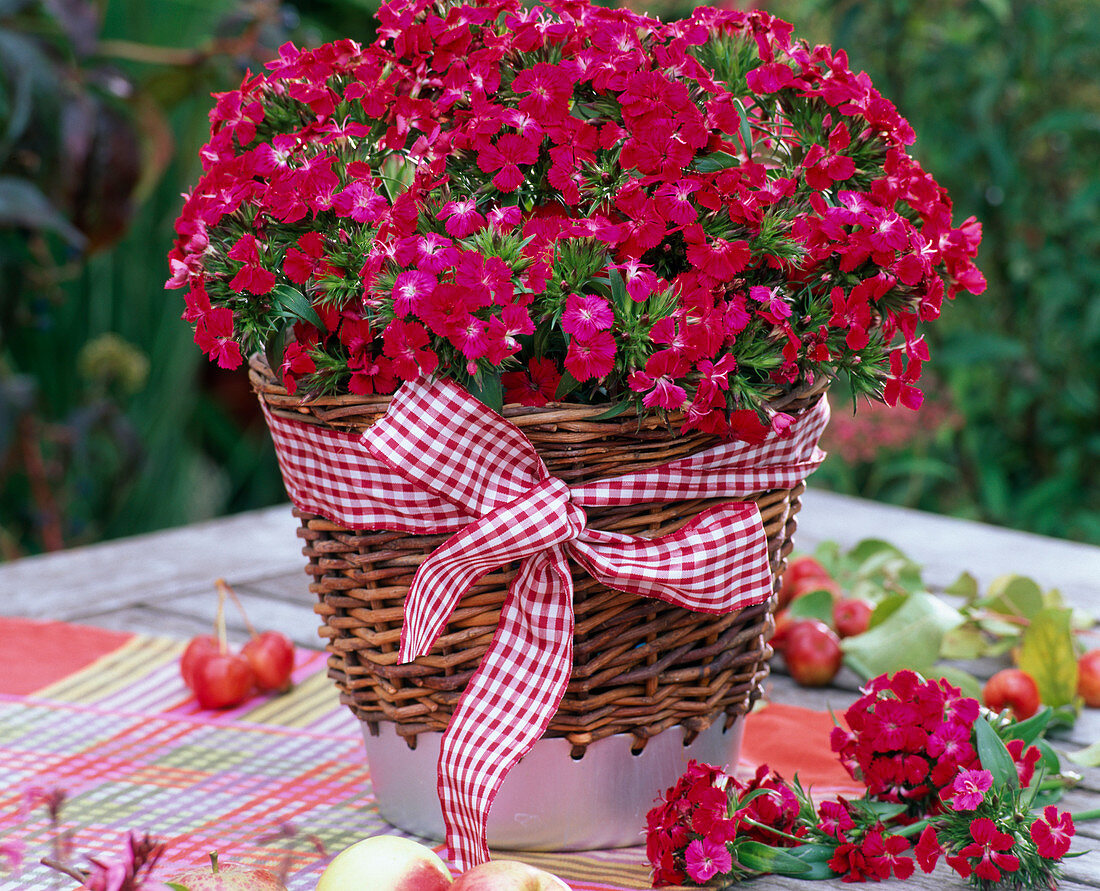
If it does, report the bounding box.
[316,835,453,891]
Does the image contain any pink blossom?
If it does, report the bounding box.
[684,836,730,883]
[564,330,616,381]
[1030,805,1074,860]
[946,768,993,810]
[437,198,487,237]
[562,294,614,339]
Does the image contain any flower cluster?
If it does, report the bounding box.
[830,670,982,813]
[168,0,984,436]
[646,671,1085,888]
[645,760,806,885]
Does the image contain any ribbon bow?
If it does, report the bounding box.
[261,379,829,869]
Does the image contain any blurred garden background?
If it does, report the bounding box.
[1,0,1097,560]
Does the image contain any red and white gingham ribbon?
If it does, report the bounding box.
[261,379,829,869]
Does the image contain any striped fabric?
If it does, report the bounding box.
[0,632,660,889]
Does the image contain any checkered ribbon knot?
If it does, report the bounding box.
[261,378,830,870]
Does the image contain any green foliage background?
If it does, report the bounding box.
[1,0,1097,557]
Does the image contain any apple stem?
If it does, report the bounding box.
[209,851,220,874]
[216,578,259,639]
[215,584,228,656]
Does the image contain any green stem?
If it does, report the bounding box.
[1071,807,1100,822]
[739,817,805,844]
[892,819,929,839]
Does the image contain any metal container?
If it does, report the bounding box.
[362,718,744,851]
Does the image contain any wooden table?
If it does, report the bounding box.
[2,489,1098,889]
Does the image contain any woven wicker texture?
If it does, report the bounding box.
[250,357,827,756]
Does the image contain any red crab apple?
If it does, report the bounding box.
[181,634,220,688]
[783,620,843,687]
[166,854,286,890]
[1079,650,1100,707]
[316,835,453,891]
[777,557,838,610]
[451,860,570,890]
[983,668,1041,721]
[833,599,873,638]
[192,651,253,710]
[241,631,295,692]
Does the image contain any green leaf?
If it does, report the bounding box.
[932,666,984,701]
[940,624,988,660]
[789,588,835,625]
[1018,607,1079,708]
[264,322,290,376]
[166,884,190,891]
[944,571,980,601]
[983,575,1044,619]
[270,284,324,330]
[467,373,503,413]
[786,843,838,863]
[842,592,964,678]
[735,841,812,876]
[974,715,1019,788]
[999,706,1054,746]
[867,592,908,630]
[1066,739,1100,767]
[554,370,581,401]
[589,400,633,421]
[1034,738,1063,775]
[0,176,86,246]
[694,150,740,172]
[848,538,906,566]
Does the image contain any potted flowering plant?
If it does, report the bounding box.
[167,0,984,869]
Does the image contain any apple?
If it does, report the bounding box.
[770,608,794,653]
[316,835,453,891]
[783,620,842,687]
[777,556,832,609]
[1078,650,1100,707]
[452,860,570,890]
[181,635,220,688]
[982,668,1041,721]
[833,599,873,638]
[192,652,254,710]
[166,855,286,889]
[242,631,295,692]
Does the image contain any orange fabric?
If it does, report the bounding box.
[740,701,864,795]
[0,617,133,695]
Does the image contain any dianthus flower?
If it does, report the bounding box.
[953,818,1020,882]
[1030,805,1074,860]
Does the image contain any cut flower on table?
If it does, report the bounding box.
[646,670,1098,888]
[168,0,984,435]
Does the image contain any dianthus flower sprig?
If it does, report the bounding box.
[168,0,985,437]
[647,671,1095,887]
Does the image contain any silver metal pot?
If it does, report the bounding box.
[362,718,744,851]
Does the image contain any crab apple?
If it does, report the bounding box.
[451,860,570,890]
[242,631,295,692]
[783,620,843,687]
[192,651,254,710]
[983,668,1041,721]
[181,634,220,688]
[316,835,453,891]
[777,556,832,609]
[1076,650,1100,707]
[770,608,794,653]
[833,599,873,638]
[165,857,286,890]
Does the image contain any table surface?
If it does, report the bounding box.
[2,489,1098,890]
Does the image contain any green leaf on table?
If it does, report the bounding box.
[812,540,842,576]
[789,588,835,624]
[1018,607,1079,708]
[944,571,980,602]
[848,538,906,565]
[842,592,963,678]
[982,575,1044,619]
[933,666,984,701]
[1066,739,1100,767]
[940,624,988,660]
[867,592,908,630]
[974,715,1019,788]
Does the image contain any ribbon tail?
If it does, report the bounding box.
[437,544,575,870]
[569,502,774,613]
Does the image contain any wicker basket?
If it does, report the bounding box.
[250,356,827,758]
